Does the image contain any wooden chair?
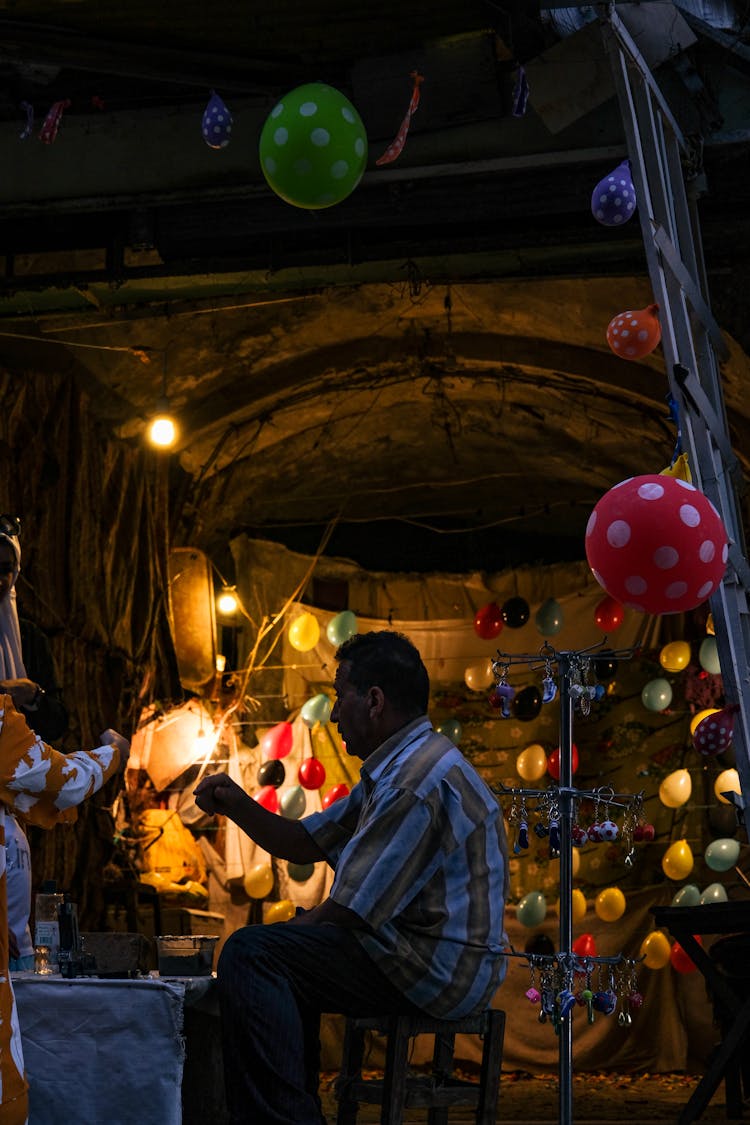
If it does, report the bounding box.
[335,1008,505,1125]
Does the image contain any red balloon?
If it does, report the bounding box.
[254,785,279,813]
[260,721,293,760]
[474,602,504,640]
[547,744,578,780]
[298,757,326,790]
[321,783,350,808]
[594,595,624,632]
[585,475,728,616]
[606,303,661,360]
[670,936,702,973]
[572,933,597,958]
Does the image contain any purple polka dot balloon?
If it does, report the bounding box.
[202,90,233,150]
[591,159,637,227]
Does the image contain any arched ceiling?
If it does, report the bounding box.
[0,1,749,573]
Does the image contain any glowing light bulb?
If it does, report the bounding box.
[217,589,238,615]
[148,414,177,448]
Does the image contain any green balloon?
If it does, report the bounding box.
[326,610,358,647]
[671,883,700,907]
[280,785,307,820]
[287,861,315,882]
[704,837,740,872]
[641,677,672,712]
[259,83,368,210]
[516,891,547,928]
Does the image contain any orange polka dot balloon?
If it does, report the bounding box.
[606,303,661,360]
[585,475,728,615]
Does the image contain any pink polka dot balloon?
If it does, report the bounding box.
[606,303,661,360]
[585,475,728,615]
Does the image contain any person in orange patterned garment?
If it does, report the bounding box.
[0,697,129,1125]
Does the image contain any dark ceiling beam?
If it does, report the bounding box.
[0,18,303,94]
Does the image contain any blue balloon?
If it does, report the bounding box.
[535,597,564,636]
[591,160,637,226]
[301,693,332,727]
[705,837,740,872]
[326,610,358,648]
[671,883,700,908]
[700,882,728,905]
[280,785,307,820]
[699,636,721,675]
[641,678,672,712]
[516,891,548,928]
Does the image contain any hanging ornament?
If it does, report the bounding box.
[322,783,350,808]
[698,636,721,675]
[670,937,701,973]
[516,890,547,928]
[280,785,307,820]
[700,882,728,905]
[257,760,285,788]
[591,159,637,226]
[661,838,694,879]
[259,82,368,210]
[436,719,462,744]
[288,861,314,882]
[547,744,578,780]
[39,98,71,144]
[376,70,423,166]
[201,90,233,149]
[585,474,728,615]
[254,785,280,813]
[465,658,494,692]
[594,595,624,632]
[594,887,626,922]
[659,640,691,673]
[243,862,274,899]
[265,899,296,924]
[606,303,661,360]
[671,884,701,907]
[288,612,320,652]
[326,609,358,647]
[516,743,547,782]
[298,757,326,790]
[692,703,738,756]
[501,596,530,628]
[572,932,597,958]
[593,652,618,683]
[535,597,564,636]
[690,708,720,736]
[473,601,504,640]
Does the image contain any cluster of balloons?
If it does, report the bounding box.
[585,474,728,616]
[288,609,359,652]
[640,930,703,973]
[474,596,566,639]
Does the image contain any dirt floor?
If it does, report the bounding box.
[319,1068,737,1122]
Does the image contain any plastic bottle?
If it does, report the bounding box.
[34,880,64,969]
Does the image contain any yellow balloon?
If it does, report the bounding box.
[662,838,694,880]
[715,768,741,805]
[640,929,672,969]
[690,708,720,736]
[243,862,275,899]
[288,612,320,652]
[555,888,587,923]
[571,848,580,877]
[659,641,691,673]
[264,899,296,924]
[464,659,494,691]
[516,744,547,782]
[706,613,715,636]
[659,768,692,809]
[595,886,626,922]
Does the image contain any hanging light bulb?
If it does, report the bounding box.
[147,350,178,449]
[217,587,238,616]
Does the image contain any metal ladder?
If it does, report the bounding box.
[600,6,750,818]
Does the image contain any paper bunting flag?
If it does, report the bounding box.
[39,99,71,144]
[202,90,233,149]
[19,101,34,140]
[376,70,423,166]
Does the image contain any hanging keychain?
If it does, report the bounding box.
[541,647,558,703]
[490,661,515,718]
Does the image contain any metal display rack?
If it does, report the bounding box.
[492,644,640,1125]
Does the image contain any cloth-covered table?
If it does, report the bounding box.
[13,973,219,1125]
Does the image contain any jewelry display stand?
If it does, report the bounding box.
[492,644,641,1125]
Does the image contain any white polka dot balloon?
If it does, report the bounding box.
[259,82,368,209]
[591,159,637,227]
[606,303,661,360]
[585,474,728,615]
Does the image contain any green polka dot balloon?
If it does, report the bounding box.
[259,82,368,210]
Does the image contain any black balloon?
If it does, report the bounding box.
[257,759,286,788]
[593,653,618,683]
[708,803,739,838]
[512,684,542,721]
[502,596,530,629]
[525,933,555,956]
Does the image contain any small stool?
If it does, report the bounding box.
[335,1008,505,1125]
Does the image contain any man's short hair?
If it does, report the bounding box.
[336,631,430,716]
